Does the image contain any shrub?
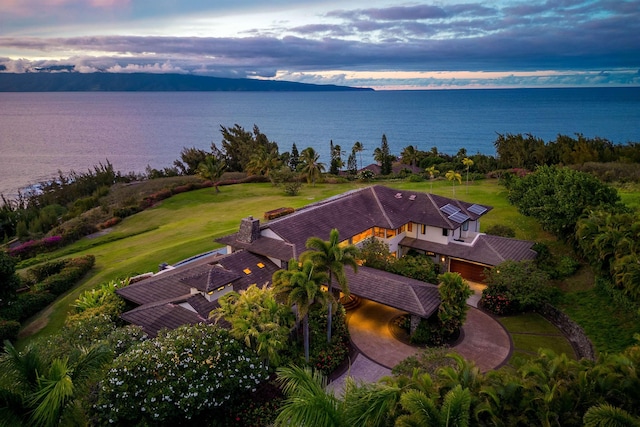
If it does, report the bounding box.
[0,319,20,342]
[97,217,120,229]
[480,260,552,315]
[95,324,269,425]
[407,174,425,182]
[113,206,141,218]
[33,255,95,295]
[0,291,56,321]
[309,305,350,375]
[485,224,516,238]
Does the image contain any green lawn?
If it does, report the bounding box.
[498,313,576,363]
[15,177,632,355]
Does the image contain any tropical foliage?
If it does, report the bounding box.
[301,228,358,343]
[505,165,620,240]
[212,284,294,366]
[481,260,553,315]
[299,147,326,186]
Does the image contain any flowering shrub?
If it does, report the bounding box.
[309,306,350,375]
[480,291,515,315]
[95,323,268,425]
[97,217,121,230]
[8,235,63,260]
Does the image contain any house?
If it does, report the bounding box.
[116,185,536,336]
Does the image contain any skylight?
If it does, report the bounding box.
[468,204,488,215]
[440,203,460,215]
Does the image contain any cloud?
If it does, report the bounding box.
[0,0,638,89]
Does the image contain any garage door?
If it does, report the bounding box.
[450,259,489,283]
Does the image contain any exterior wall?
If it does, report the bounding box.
[417,224,449,245]
[261,228,284,240]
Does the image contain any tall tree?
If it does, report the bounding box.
[246,146,282,177]
[219,124,278,172]
[300,147,326,186]
[352,141,364,170]
[329,141,344,175]
[289,143,300,171]
[445,170,462,196]
[426,165,440,192]
[462,157,474,193]
[347,150,358,175]
[374,134,393,175]
[401,145,419,167]
[273,260,328,362]
[0,251,20,307]
[301,228,358,343]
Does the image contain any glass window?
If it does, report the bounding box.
[442,228,449,236]
[407,222,413,232]
[462,221,469,231]
[421,224,427,234]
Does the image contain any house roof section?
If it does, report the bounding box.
[341,266,440,317]
[217,234,295,261]
[401,234,537,266]
[246,185,492,259]
[120,301,208,337]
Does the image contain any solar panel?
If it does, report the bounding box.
[449,212,470,223]
[440,203,460,215]
[468,204,488,215]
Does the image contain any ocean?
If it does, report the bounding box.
[1,87,639,198]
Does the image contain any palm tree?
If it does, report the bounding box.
[0,340,112,427]
[426,165,440,192]
[197,154,226,193]
[300,147,326,186]
[401,145,419,167]
[273,260,328,363]
[462,157,474,193]
[583,403,640,427]
[352,141,364,170]
[446,170,462,196]
[246,146,282,177]
[275,364,402,427]
[396,385,472,427]
[301,228,358,343]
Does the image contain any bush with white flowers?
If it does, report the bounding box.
[95,323,268,424]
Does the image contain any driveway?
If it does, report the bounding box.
[329,297,512,394]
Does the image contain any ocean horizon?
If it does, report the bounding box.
[1,87,639,198]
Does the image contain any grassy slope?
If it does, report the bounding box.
[14,178,601,354]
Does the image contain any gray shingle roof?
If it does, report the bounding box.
[120,302,208,337]
[249,185,492,259]
[341,266,440,317]
[401,234,537,266]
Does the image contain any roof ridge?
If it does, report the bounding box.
[370,186,393,228]
[426,192,455,229]
[479,234,506,262]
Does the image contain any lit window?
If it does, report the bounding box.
[257,262,265,268]
[243,268,251,274]
[462,221,469,231]
[407,222,413,232]
[216,285,225,292]
[421,224,426,234]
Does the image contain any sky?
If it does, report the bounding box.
[0,0,639,90]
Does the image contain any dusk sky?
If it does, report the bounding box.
[1,0,639,89]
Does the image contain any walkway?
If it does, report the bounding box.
[329,289,512,394]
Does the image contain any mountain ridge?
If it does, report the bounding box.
[0,72,374,92]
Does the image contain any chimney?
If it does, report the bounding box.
[238,216,261,243]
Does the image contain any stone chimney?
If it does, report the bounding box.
[238,216,261,243]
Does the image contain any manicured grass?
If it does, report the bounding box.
[498,313,576,363]
[15,177,634,356]
[557,289,640,354]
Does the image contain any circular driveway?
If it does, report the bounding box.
[346,298,511,374]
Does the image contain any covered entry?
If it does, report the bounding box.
[450,259,490,283]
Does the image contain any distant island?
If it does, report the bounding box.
[0,72,374,92]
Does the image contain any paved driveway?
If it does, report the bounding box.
[330,298,512,394]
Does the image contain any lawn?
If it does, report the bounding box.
[498,313,576,364]
[16,177,635,356]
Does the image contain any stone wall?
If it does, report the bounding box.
[540,303,596,361]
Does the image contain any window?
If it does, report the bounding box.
[462,221,469,231]
[407,222,413,232]
[442,228,449,236]
[374,227,386,238]
[352,228,373,244]
[421,224,427,235]
[386,228,396,238]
